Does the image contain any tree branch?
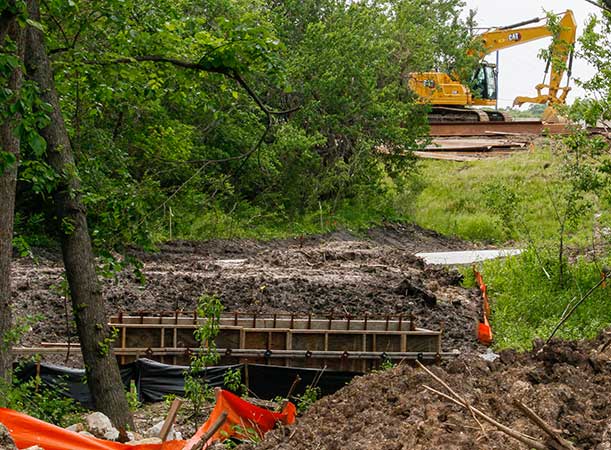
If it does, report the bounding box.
[584,0,611,14]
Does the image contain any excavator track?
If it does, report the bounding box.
[429,107,512,123]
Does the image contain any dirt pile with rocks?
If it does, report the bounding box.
[11,224,482,354]
[240,332,611,450]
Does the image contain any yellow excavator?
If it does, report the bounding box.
[408,10,577,123]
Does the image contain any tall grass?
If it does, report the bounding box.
[476,247,611,350]
[412,146,604,247]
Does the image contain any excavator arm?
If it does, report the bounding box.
[408,10,577,123]
[476,10,576,110]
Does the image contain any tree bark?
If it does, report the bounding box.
[0,6,24,383]
[24,0,133,429]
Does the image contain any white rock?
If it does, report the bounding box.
[103,428,120,441]
[79,431,96,438]
[85,411,115,438]
[145,420,178,441]
[66,423,84,433]
[126,437,163,446]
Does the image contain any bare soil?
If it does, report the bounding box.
[10,223,482,355]
[240,332,611,450]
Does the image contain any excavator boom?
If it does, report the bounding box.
[409,10,577,123]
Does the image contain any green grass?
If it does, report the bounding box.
[412,146,605,247]
[474,249,611,350]
[414,143,611,348]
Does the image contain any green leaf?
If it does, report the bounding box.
[0,150,17,173]
[27,133,47,156]
[26,18,44,32]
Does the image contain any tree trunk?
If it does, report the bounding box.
[0,6,24,383]
[24,0,133,429]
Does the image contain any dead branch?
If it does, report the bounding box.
[546,271,608,344]
[423,385,546,449]
[191,411,228,450]
[583,0,611,14]
[513,400,577,450]
[416,360,486,436]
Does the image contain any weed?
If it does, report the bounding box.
[223,368,247,397]
[296,385,321,414]
[126,380,141,412]
[184,293,224,418]
[482,247,611,350]
[0,371,83,427]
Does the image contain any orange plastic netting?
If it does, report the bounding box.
[0,389,295,450]
[0,407,185,450]
[183,389,296,450]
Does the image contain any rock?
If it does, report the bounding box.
[126,431,143,442]
[66,423,85,433]
[0,423,17,450]
[126,437,163,446]
[85,411,118,440]
[103,428,120,441]
[79,431,96,438]
[145,420,178,441]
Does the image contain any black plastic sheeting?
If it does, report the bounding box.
[15,359,360,407]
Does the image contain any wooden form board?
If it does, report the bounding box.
[107,313,445,371]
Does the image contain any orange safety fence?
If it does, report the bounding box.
[474,268,493,346]
[0,408,186,450]
[1,389,295,450]
[183,389,296,450]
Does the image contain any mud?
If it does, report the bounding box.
[241,332,611,450]
[10,223,481,355]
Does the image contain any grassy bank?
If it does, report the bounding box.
[412,145,606,246]
[466,250,611,350]
[414,141,611,349]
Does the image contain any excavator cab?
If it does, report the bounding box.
[471,62,497,101]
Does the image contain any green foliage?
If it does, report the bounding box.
[296,385,320,414]
[220,424,261,447]
[2,314,43,350]
[125,380,141,412]
[482,248,611,350]
[572,12,611,125]
[13,0,477,249]
[0,374,83,427]
[223,367,247,397]
[96,326,119,357]
[184,294,224,418]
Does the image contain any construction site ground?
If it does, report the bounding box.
[10,223,481,354]
[9,223,611,449]
[239,333,611,450]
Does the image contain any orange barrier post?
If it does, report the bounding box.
[474,268,493,345]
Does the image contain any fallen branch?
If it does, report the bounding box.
[546,272,608,344]
[160,398,183,441]
[191,411,229,450]
[513,400,577,450]
[423,385,546,449]
[416,360,486,436]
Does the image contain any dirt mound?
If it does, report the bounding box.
[241,333,611,450]
[11,223,481,356]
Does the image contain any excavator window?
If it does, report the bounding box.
[471,63,497,100]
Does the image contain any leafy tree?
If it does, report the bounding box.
[0,0,25,382]
[12,0,476,246]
